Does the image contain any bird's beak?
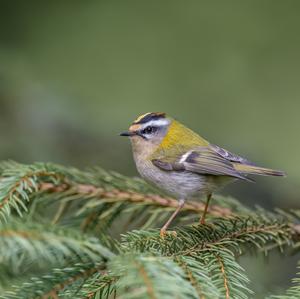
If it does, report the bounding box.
[120,131,135,137]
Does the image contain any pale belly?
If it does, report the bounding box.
[135,160,233,200]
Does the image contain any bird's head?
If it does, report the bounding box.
[120,112,172,158]
[120,112,208,160]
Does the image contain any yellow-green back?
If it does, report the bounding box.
[151,119,209,162]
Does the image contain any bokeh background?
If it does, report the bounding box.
[0,1,299,297]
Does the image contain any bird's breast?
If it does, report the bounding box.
[134,159,219,199]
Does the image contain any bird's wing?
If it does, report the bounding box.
[211,144,285,176]
[209,144,254,165]
[152,145,253,182]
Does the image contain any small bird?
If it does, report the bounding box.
[120,112,285,237]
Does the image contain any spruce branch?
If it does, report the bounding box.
[0,161,299,299]
[174,255,220,298]
[122,216,297,257]
[0,163,66,221]
[2,262,107,299]
[0,217,114,271]
[208,251,251,299]
[108,253,199,299]
[266,264,300,299]
[61,272,117,299]
[0,161,242,226]
[39,181,233,218]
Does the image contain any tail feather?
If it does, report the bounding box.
[233,163,286,177]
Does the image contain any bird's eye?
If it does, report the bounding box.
[142,126,156,135]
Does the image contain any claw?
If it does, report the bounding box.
[170,230,177,237]
[160,229,177,238]
[160,229,166,238]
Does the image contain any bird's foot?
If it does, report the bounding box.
[200,217,206,225]
[160,229,177,238]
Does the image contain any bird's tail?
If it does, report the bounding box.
[234,163,286,177]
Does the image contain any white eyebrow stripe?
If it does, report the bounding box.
[141,119,169,129]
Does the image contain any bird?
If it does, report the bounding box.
[120,112,285,237]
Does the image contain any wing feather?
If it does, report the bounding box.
[152,145,253,182]
[210,144,254,165]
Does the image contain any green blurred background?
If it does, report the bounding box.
[0,1,299,297]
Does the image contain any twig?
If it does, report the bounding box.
[39,182,234,218]
[40,266,106,299]
[215,254,229,299]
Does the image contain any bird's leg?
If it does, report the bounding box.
[200,193,212,224]
[160,199,185,238]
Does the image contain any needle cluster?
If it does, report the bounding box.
[0,161,298,299]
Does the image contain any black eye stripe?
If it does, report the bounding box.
[141,126,157,134]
